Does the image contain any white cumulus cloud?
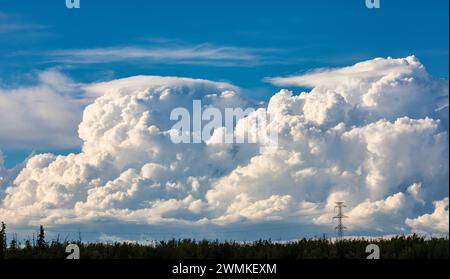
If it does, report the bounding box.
[406,198,449,235]
[0,56,448,240]
[0,70,91,149]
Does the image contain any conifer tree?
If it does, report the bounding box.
[37,225,47,249]
[0,222,6,258]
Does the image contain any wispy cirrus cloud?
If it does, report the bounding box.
[46,43,279,67]
[0,12,47,33]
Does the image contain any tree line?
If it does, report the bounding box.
[0,222,448,259]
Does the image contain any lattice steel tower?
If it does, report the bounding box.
[333,202,347,241]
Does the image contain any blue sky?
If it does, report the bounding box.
[0,0,448,166]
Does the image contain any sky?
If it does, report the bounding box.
[0,0,448,241]
[1,0,449,165]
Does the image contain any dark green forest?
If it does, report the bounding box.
[0,222,448,259]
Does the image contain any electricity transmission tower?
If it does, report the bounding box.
[333,202,347,241]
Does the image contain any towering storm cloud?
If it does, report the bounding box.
[0,56,448,239]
